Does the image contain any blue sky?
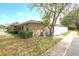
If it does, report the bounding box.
[0,3,42,25]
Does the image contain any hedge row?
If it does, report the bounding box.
[7,28,33,39]
[7,28,18,34]
[18,30,33,39]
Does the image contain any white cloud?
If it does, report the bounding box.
[2,15,7,18]
[17,12,23,16]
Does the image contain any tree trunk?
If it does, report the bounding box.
[49,28,52,37]
[48,25,54,37]
[52,26,54,37]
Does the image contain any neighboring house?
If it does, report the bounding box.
[0,25,6,31]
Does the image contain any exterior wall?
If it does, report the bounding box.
[54,26,68,35]
[27,23,44,36]
[43,26,68,36]
[8,26,15,30]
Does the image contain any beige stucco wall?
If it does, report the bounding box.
[27,23,44,36]
[20,23,44,36]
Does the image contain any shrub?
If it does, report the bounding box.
[18,30,33,39]
[7,28,18,34]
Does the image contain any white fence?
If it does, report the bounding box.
[54,26,68,35]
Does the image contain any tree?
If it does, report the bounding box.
[42,12,50,27]
[31,3,72,36]
[61,13,76,27]
[61,7,79,30]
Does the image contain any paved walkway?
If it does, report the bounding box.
[65,36,79,56]
[42,31,77,56]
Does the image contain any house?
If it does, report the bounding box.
[0,25,6,31]
[8,20,44,36]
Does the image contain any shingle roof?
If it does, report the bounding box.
[18,20,43,25]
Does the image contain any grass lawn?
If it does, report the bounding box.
[76,30,79,35]
[0,35,61,56]
[61,30,73,36]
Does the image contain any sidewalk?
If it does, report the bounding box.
[42,31,77,56]
[65,35,79,56]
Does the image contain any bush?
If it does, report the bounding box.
[18,30,33,39]
[7,28,18,34]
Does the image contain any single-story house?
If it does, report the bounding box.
[8,20,44,36]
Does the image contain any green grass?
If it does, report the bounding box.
[0,35,61,56]
[61,30,73,36]
[77,31,79,35]
[76,30,79,35]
